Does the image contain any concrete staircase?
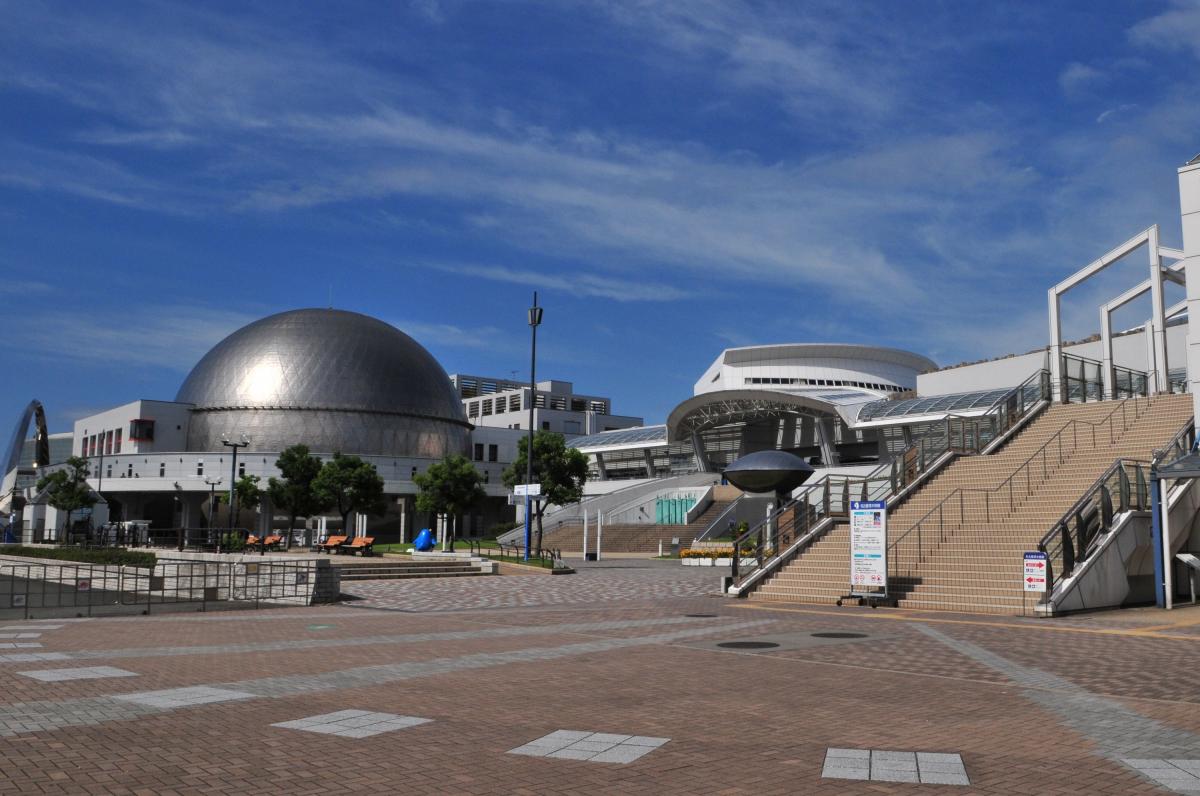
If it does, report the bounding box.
[332,559,490,581]
[750,394,1193,614]
[538,500,734,554]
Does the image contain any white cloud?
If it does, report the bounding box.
[1129,1,1200,58]
[1,305,259,371]
[1058,62,1105,97]
[0,280,53,296]
[426,263,697,302]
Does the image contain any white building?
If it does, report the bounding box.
[450,374,642,437]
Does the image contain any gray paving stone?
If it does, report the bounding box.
[871,767,919,784]
[826,748,870,759]
[507,744,552,757]
[823,757,870,770]
[625,735,670,747]
[585,732,632,744]
[918,760,968,774]
[917,752,963,765]
[873,750,917,763]
[564,740,619,753]
[547,748,597,760]
[18,666,138,682]
[588,745,657,764]
[114,686,257,708]
[919,771,971,786]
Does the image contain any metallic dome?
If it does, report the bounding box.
[176,309,470,457]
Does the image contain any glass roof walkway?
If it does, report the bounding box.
[856,380,1042,423]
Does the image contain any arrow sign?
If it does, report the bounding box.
[1023,551,1048,592]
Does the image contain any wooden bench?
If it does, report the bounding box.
[338,536,375,556]
[315,535,348,554]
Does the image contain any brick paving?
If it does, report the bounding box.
[0,560,1196,792]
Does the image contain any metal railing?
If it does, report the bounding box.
[728,369,1053,591]
[887,393,1151,581]
[477,540,563,567]
[0,557,322,620]
[1112,364,1149,400]
[1037,417,1195,596]
[1061,353,1105,403]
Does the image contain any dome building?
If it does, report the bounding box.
[176,309,470,458]
[26,308,519,542]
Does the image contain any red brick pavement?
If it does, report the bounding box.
[0,584,1196,793]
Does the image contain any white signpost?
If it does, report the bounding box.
[513,483,542,497]
[1023,551,1048,592]
[849,500,888,600]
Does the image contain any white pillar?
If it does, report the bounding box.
[1148,224,1170,393]
[1180,157,1200,416]
[1162,478,1174,611]
[1049,288,1063,402]
[582,509,588,558]
[1100,308,1114,399]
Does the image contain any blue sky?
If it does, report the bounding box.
[2,0,1199,434]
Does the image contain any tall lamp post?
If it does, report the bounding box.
[221,435,250,540]
[204,476,222,551]
[524,291,542,561]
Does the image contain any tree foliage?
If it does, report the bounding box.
[233,474,262,527]
[313,453,386,534]
[501,431,588,550]
[36,456,96,532]
[267,444,326,549]
[414,454,486,551]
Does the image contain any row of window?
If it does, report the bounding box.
[83,428,123,457]
[473,443,500,462]
[457,378,524,398]
[465,393,610,417]
[743,377,905,392]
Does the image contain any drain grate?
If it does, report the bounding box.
[811,632,867,639]
[717,641,780,650]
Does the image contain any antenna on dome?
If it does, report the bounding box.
[328,284,333,309]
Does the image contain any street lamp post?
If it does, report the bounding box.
[221,435,250,544]
[204,476,222,551]
[524,291,542,561]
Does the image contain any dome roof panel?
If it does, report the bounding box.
[175,308,464,423]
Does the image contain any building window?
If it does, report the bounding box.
[159,463,165,477]
[196,461,204,476]
[589,400,607,413]
[238,462,245,477]
[474,443,484,461]
[482,399,493,416]
[127,464,133,477]
[488,444,498,462]
[571,398,586,412]
[509,395,521,412]
[105,430,114,455]
[129,419,155,441]
[106,465,112,478]
[541,421,550,430]
[460,378,478,398]
[115,429,123,453]
[467,402,479,418]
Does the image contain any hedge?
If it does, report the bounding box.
[0,545,157,569]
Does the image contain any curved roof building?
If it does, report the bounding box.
[176,308,470,457]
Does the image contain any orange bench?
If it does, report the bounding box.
[339,536,375,556]
[316,535,348,554]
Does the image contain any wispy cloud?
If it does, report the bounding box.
[1129,1,1200,58]
[427,263,696,302]
[0,280,53,297]
[1,305,258,371]
[1058,62,1105,97]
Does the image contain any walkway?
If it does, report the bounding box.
[0,562,1198,793]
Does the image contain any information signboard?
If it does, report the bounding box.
[513,483,542,497]
[849,500,887,596]
[1023,551,1047,592]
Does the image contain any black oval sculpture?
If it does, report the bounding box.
[723,450,814,494]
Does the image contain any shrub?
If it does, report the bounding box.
[0,545,156,569]
[221,533,246,552]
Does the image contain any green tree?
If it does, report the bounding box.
[313,453,386,536]
[414,454,486,552]
[36,456,97,537]
[233,474,262,529]
[267,444,326,550]
[502,431,588,551]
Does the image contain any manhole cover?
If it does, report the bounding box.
[685,614,718,618]
[717,641,780,649]
[811,632,867,639]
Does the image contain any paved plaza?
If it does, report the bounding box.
[0,559,1199,793]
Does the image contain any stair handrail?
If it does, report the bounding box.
[1036,457,1153,597]
[1036,408,1193,599]
[695,495,744,542]
[887,393,1153,576]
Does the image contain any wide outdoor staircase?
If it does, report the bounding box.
[332,559,490,581]
[751,393,1193,614]
[539,500,734,554]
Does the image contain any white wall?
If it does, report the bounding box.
[917,324,1188,396]
[74,400,192,457]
